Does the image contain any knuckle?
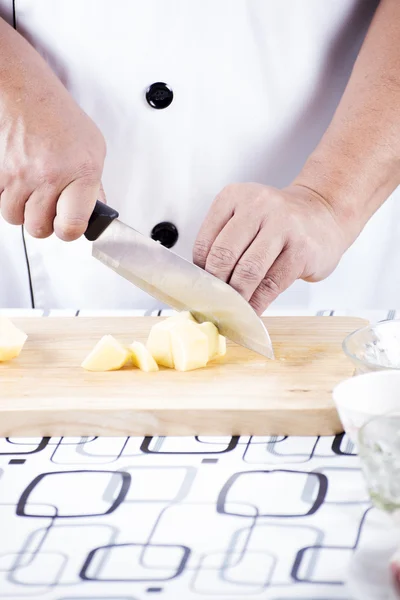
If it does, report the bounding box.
[193,240,210,265]
[56,216,87,241]
[1,199,24,225]
[33,154,61,184]
[259,275,281,297]
[36,166,61,187]
[250,296,265,315]
[26,222,52,239]
[219,183,236,197]
[74,159,102,184]
[9,165,27,184]
[215,183,239,206]
[235,257,264,282]
[207,245,237,271]
[90,129,107,158]
[259,190,283,212]
[35,148,104,188]
[250,274,282,314]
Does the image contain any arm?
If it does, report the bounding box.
[294,0,400,244]
[194,0,400,312]
[0,17,106,240]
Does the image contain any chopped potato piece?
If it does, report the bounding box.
[146,312,196,368]
[146,311,226,371]
[170,321,209,372]
[216,334,227,358]
[146,323,175,368]
[129,341,159,372]
[82,335,130,372]
[146,312,227,370]
[198,322,219,360]
[0,317,28,362]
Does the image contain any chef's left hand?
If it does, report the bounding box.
[193,183,352,314]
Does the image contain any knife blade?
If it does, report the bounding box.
[84,201,274,359]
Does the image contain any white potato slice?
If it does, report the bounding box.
[0,317,28,362]
[81,335,130,372]
[129,341,159,372]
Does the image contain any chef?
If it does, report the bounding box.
[0,0,398,313]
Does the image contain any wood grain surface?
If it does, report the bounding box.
[0,316,367,437]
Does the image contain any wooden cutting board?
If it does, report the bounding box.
[0,316,366,437]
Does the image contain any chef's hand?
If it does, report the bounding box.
[193,183,350,314]
[0,17,106,241]
[193,0,400,313]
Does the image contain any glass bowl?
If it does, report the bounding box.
[358,411,400,518]
[343,320,400,374]
[348,411,400,599]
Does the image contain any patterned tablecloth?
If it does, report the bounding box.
[0,308,399,600]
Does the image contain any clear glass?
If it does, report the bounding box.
[358,412,400,516]
[349,411,400,599]
[343,320,400,374]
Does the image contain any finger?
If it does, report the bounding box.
[249,245,305,315]
[0,186,32,225]
[53,177,100,242]
[193,194,234,269]
[204,215,260,282]
[24,187,58,238]
[228,230,284,300]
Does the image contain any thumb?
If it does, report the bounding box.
[53,178,100,242]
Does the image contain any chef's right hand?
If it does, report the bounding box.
[0,18,106,241]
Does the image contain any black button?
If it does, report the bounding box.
[146,82,173,109]
[151,222,179,248]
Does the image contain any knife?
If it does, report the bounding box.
[84,201,274,359]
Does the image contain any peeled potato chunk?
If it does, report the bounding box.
[82,335,130,372]
[129,341,159,372]
[146,311,227,370]
[146,311,195,368]
[198,322,219,360]
[146,323,175,368]
[0,317,28,362]
[169,321,209,372]
[216,334,227,358]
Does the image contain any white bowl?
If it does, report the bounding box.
[333,370,400,444]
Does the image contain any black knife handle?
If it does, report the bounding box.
[85,200,119,241]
